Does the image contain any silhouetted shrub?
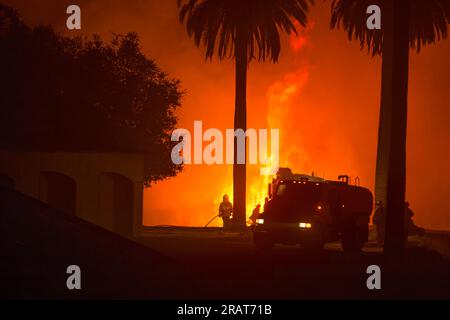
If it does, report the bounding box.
[0,4,184,186]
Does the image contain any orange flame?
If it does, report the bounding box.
[214,22,314,225]
[146,19,316,228]
[242,68,310,221]
[289,21,315,52]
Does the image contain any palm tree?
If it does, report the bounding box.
[178,0,313,229]
[331,0,450,257]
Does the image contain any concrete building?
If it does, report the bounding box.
[0,150,145,237]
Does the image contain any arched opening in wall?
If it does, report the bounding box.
[99,173,134,237]
[0,173,15,189]
[39,172,76,216]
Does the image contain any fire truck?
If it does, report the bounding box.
[253,168,373,252]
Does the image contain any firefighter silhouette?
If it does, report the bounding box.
[249,204,261,229]
[218,194,233,232]
[373,201,386,245]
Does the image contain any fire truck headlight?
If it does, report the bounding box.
[256,218,264,225]
[299,222,312,229]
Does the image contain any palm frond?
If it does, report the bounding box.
[330,0,450,55]
[178,0,314,62]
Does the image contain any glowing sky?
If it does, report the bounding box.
[6,0,450,230]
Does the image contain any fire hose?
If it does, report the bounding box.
[204,214,220,227]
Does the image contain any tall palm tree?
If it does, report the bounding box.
[331,0,450,257]
[178,0,313,229]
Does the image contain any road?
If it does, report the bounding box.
[2,186,449,299]
[136,228,450,299]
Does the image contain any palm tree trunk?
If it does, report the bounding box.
[374,49,393,209]
[383,0,410,260]
[232,26,248,230]
[375,0,396,231]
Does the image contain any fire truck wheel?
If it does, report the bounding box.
[254,233,274,250]
[341,220,365,253]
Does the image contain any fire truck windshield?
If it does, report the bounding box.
[276,183,322,203]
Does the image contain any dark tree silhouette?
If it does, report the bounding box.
[0,4,184,186]
[178,0,313,229]
[331,0,450,257]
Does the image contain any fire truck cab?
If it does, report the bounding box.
[253,168,373,252]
